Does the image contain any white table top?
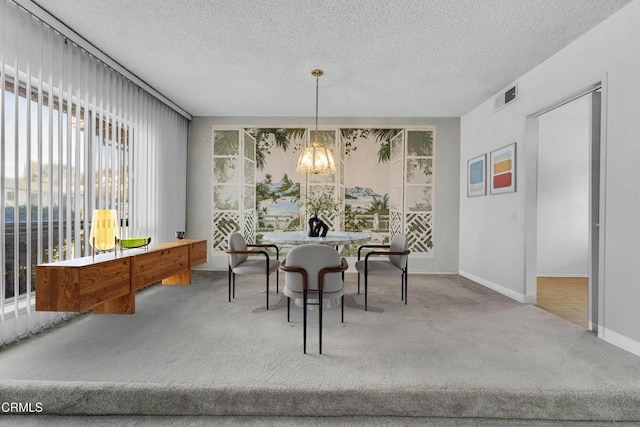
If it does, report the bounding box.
[261,231,371,246]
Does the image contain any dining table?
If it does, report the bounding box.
[261,231,371,309]
[261,230,371,246]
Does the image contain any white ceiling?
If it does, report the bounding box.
[32,0,632,118]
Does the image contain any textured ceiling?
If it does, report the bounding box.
[33,0,632,117]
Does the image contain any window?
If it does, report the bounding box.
[0,0,188,346]
[2,77,131,302]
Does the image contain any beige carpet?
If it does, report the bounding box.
[1,271,640,422]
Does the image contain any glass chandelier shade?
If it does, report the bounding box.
[296,69,336,175]
[89,209,119,251]
[296,140,336,174]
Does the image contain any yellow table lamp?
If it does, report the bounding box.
[89,209,119,258]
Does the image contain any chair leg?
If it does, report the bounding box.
[228,266,232,302]
[266,271,270,310]
[319,290,323,354]
[404,269,408,305]
[364,271,368,312]
[303,290,308,354]
[287,297,290,322]
[341,295,344,323]
[232,272,236,299]
[401,275,404,301]
[357,273,360,294]
[276,270,279,294]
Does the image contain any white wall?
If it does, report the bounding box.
[537,96,589,277]
[459,0,640,354]
[187,117,460,274]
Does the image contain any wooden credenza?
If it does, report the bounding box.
[36,239,207,314]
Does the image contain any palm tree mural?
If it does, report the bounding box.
[405,130,434,201]
[213,126,434,254]
[246,128,306,232]
[368,194,389,213]
[245,128,306,171]
[341,128,402,162]
[341,128,433,166]
[341,128,435,252]
[340,128,399,250]
[407,130,434,156]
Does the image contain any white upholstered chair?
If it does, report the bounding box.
[225,233,280,310]
[279,244,348,354]
[355,234,410,311]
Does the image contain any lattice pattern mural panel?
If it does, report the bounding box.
[406,212,433,254]
[243,210,256,243]
[212,212,240,251]
[317,211,339,231]
[390,210,402,240]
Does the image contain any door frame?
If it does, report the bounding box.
[524,77,608,334]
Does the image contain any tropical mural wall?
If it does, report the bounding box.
[342,129,397,249]
[212,127,435,257]
[251,128,306,233]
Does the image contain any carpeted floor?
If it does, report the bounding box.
[5,415,640,426]
[1,271,640,423]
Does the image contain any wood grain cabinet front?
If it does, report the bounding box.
[36,257,131,312]
[35,239,207,314]
[190,240,208,266]
[136,245,189,289]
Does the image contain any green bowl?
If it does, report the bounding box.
[118,237,151,249]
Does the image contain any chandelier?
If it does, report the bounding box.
[296,69,336,174]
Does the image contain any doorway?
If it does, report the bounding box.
[526,84,603,332]
[536,95,590,327]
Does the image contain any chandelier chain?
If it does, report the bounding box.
[315,75,319,132]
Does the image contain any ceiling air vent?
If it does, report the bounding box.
[494,83,518,112]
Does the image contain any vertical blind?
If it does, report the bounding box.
[0,0,189,345]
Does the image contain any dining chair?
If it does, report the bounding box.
[225,233,280,310]
[280,244,348,354]
[355,234,411,311]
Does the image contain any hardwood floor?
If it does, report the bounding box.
[536,277,588,328]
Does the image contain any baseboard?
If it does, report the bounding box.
[601,327,640,358]
[459,270,535,304]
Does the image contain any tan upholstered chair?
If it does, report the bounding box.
[280,244,348,354]
[355,234,410,311]
[225,233,280,310]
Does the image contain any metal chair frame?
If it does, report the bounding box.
[280,257,348,354]
[357,244,410,311]
[226,243,280,310]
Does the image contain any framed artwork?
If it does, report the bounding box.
[490,142,517,195]
[467,154,486,197]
